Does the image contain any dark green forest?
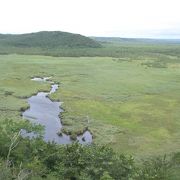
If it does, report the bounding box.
[0,31,101,49]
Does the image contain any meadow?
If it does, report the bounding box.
[0,43,180,158]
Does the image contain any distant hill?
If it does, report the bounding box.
[0,31,102,48]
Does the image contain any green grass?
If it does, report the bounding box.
[0,50,180,157]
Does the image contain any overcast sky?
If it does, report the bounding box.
[0,0,180,38]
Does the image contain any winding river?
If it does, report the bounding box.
[22,77,92,144]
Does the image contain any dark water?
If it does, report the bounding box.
[22,77,92,144]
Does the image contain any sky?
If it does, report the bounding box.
[0,0,180,38]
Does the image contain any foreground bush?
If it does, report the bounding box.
[0,119,179,180]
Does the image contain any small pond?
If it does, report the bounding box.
[22,77,92,144]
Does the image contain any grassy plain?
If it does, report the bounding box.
[0,44,180,157]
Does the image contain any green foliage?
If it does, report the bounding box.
[100,172,114,180]
[0,119,43,159]
[0,119,136,179]
[42,143,135,179]
[0,161,12,180]
[0,118,179,179]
